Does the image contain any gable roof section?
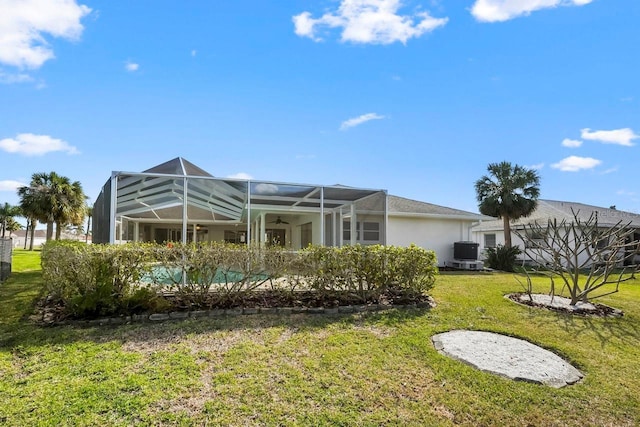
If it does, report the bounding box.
[143,157,213,177]
[388,195,488,221]
[473,199,640,231]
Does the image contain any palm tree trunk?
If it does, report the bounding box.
[46,222,54,241]
[29,220,36,251]
[55,221,62,240]
[503,216,512,247]
[24,220,29,250]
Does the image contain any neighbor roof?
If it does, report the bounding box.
[473,199,640,231]
[388,195,489,220]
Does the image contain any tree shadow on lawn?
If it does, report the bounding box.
[524,305,640,349]
[1,299,432,352]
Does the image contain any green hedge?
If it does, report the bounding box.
[41,241,438,319]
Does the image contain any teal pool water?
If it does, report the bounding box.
[140,266,267,285]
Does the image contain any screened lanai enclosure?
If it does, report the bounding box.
[93,158,388,249]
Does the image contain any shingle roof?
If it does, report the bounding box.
[388,195,488,220]
[473,199,640,230]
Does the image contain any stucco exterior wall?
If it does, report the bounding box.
[387,216,475,266]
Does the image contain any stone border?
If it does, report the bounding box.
[41,299,436,326]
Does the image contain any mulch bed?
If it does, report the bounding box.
[507,293,624,317]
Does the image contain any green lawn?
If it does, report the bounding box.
[1,250,639,426]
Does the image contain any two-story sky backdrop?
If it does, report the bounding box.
[1,0,638,220]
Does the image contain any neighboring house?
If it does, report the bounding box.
[10,230,47,248]
[386,195,491,267]
[92,157,487,266]
[471,199,640,265]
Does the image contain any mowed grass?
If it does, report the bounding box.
[1,251,639,426]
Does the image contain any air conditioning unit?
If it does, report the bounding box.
[449,241,483,270]
[449,259,484,271]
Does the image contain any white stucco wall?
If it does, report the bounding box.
[387,215,476,266]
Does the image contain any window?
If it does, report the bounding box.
[362,222,380,241]
[484,233,496,248]
[342,221,381,244]
[524,230,546,248]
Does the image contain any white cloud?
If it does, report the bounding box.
[526,163,545,170]
[0,70,33,84]
[255,183,279,194]
[0,180,26,191]
[191,50,197,57]
[125,61,139,72]
[293,0,448,44]
[0,0,91,69]
[0,133,79,156]
[471,0,593,23]
[227,172,253,180]
[600,166,618,175]
[551,155,601,172]
[617,190,636,196]
[561,138,582,148]
[340,112,386,130]
[580,128,638,147]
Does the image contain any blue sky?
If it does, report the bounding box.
[1,0,638,217]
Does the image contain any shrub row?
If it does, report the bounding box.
[41,241,437,319]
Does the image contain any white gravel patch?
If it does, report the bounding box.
[432,330,583,388]
[516,294,597,312]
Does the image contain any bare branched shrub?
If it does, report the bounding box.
[515,210,640,304]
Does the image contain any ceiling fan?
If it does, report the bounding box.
[269,216,289,225]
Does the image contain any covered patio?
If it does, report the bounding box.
[93,158,387,249]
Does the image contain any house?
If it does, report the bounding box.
[471,199,640,265]
[92,157,488,266]
[10,229,47,248]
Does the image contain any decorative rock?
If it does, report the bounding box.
[169,311,189,319]
[324,307,339,315]
[307,307,324,314]
[208,309,225,317]
[225,308,242,316]
[109,317,124,325]
[365,304,381,312]
[243,308,259,315]
[149,313,170,321]
[292,307,308,314]
[353,305,367,312]
[338,305,354,313]
[278,307,293,315]
[190,310,208,318]
[432,330,584,388]
[132,314,147,322]
[259,307,277,314]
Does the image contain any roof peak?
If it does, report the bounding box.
[143,157,213,177]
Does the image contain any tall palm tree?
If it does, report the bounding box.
[0,203,21,238]
[475,161,541,248]
[18,172,87,243]
[51,179,86,240]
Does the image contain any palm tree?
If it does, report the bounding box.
[0,203,21,238]
[85,204,93,243]
[475,161,541,248]
[51,179,86,240]
[18,172,87,243]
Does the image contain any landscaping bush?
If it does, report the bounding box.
[41,241,159,318]
[484,244,522,272]
[40,241,438,319]
[302,244,437,303]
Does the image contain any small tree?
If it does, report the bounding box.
[515,210,640,305]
